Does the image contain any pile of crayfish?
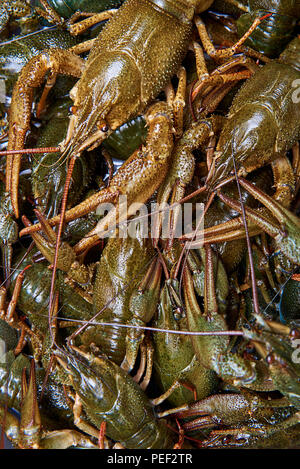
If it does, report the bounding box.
[0,0,300,449]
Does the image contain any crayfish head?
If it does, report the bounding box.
[55,346,118,413]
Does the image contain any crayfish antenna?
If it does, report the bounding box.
[48,154,78,346]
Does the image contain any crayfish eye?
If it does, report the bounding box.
[266,353,276,365]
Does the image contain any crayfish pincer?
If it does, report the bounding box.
[56,346,174,449]
[6,0,214,217]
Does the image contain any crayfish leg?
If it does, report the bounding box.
[192,54,257,103]
[34,0,64,27]
[200,410,300,448]
[0,265,38,352]
[271,154,296,207]
[72,393,99,440]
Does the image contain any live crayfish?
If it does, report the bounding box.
[0,253,177,450]
[14,213,300,448]
[0,352,98,448]
[152,244,225,408]
[7,237,299,449]
[150,243,300,448]
[54,345,175,449]
[204,36,300,192]
[170,36,300,274]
